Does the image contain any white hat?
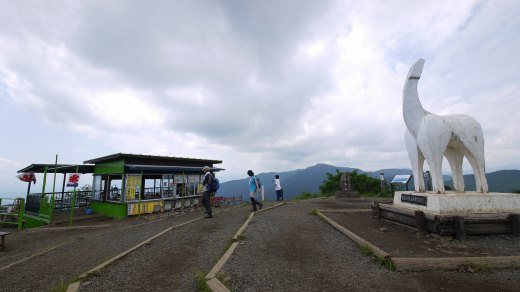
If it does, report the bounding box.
[202,166,211,171]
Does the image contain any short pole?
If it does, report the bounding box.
[379,172,385,194]
[425,171,431,191]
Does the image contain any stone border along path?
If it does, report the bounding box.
[317,209,520,271]
[203,202,285,292]
[0,239,75,272]
[0,210,196,273]
[64,205,243,292]
[55,198,520,291]
[0,224,113,272]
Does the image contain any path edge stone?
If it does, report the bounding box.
[204,202,284,291]
[317,209,520,271]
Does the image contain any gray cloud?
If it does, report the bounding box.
[1,0,520,194]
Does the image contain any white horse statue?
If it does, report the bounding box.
[403,59,489,194]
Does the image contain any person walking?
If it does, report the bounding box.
[247,170,263,211]
[201,166,213,218]
[274,174,283,201]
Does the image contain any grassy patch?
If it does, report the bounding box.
[197,272,211,292]
[378,256,396,270]
[358,244,395,270]
[458,262,491,273]
[359,244,373,256]
[50,280,72,292]
[225,234,246,250]
[224,238,234,251]
[216,271,227,281]
[215,271,231,285]
[308,208,318,216]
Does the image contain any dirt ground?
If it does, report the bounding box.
[222,199,520,292]
[1,198,519,291]
[309,197,520,259]
[324,210,520,258]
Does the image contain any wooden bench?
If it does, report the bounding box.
[210,196,224,207]
[233,195,243,205]
[224,196,235,206]
[0,231,10,251]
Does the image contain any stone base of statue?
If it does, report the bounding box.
[335,190,360,198]
[372,191,520,238]
[393,191,520,214]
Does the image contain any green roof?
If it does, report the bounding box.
[18,164,95,174]
[83,153,222,165]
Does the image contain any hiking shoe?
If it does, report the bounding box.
[204,214,213,218]
[259,204,263,210]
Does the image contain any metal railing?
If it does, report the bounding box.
[0,197,25,230]
[25,191,92,214]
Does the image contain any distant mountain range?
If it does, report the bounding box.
[444,170,520,193]
[218,164,520,201]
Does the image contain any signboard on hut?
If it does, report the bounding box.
[67,173,81,187]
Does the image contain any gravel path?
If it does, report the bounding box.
[78,206,252,291]
[221,199,520,292]
[0,207,242,292]
[221,200,404,291]
[2,198,520,291]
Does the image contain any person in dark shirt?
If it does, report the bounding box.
[201,166,213,218]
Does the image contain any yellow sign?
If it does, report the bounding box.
[127,201,164,215]
[126,189,136,201]
[126,175,141,201]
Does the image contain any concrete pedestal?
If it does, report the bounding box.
[393,191,520,215]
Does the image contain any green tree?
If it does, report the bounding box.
[319,169,342,196]
[349,170,381,195]
[319,169,390,196]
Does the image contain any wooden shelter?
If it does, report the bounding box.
[83,153,223,218]
[17,153,223,227]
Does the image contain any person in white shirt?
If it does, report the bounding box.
[274,174,283,201]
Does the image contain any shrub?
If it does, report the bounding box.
[319,169,391,196]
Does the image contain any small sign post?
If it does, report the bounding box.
[66,173,80,187]
[391,174,412,191]
[68,168,79,225]
[379,172,385,194]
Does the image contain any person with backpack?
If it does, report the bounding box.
[247,170,263,211]
[201,166,213,218]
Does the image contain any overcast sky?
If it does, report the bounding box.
[1,0,520,196]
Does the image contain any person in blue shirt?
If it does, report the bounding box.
[247,170,263,211]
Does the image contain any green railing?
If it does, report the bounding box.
[0,197,25,230]
[25,191,92,214]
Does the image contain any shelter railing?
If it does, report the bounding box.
[25,193,41,215]
[25,191,92,213]
[53,191,91,209]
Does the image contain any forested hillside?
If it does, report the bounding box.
[218,164,520,200]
